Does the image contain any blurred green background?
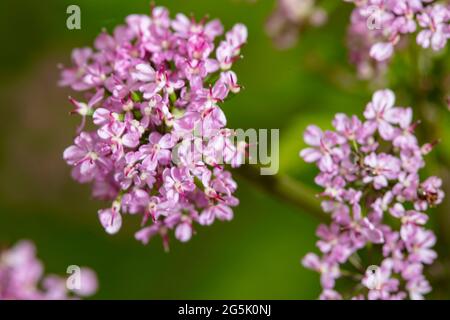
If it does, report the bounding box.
[2,0,445,299]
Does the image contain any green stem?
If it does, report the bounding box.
[235,165,327,222]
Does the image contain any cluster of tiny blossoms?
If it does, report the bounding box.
[0,241,97,299]
[300,89,444,300]
[345,0,450,78]
[60,6,247,250]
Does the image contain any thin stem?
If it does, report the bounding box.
[235,165,327,222]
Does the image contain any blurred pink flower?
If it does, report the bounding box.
[0,240,97,300]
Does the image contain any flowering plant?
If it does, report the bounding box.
[258,0,450,300]
[300,89,444,299]
[60,6,247,250]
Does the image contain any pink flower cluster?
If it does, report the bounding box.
[345,0,450,77]
[300,89,444,300]
[60,6,247,250]
[0,241,97,300]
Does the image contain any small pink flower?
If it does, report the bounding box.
[370,42,394,61]
[300,125,344,173]
[163,167,195,202]
[363,153,401,189]
[417,4,450,51]
[364,89,400,140]
[302,253,340,289]
[98,207,122,234]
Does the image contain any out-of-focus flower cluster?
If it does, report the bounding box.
[59,6,247,250]
[265,1,449,77]
[0,240,97,300]
[266,0,327,49]
[345,0,450,78]
[300,89,444,300]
